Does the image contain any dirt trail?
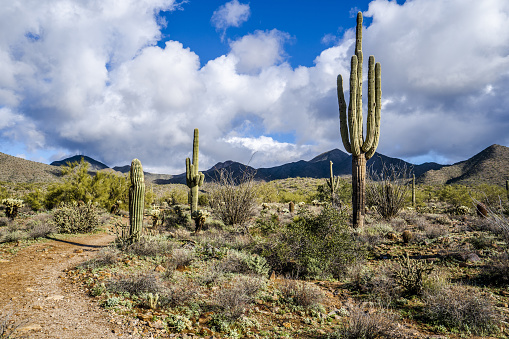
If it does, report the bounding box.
[0,231,132,338]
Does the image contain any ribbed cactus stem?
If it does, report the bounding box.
[186,128,205,215]
[337,11,382,227]
[129,159,145,242]
[326,161,341,204]
[412,174,416,207]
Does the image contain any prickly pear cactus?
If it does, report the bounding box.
[129,159,145,242]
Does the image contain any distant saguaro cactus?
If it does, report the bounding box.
[186,129,205,215]
[326,161,340,204]
[412,174,416,207]
[337,11,382,227]
[129,159,145,242]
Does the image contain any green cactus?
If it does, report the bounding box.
[186,128,205,216]
[1,198,24,220]
[412,174,416,207]
[326,161,341,204]
[129,159,145,242]
[337,11,381,227]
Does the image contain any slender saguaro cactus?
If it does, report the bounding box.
[412,174,416,207]
[337,11,382,227]
[326,161,340,204]
[186,128,205,215]
[129,159,145,242]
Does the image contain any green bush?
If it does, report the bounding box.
[52,201,100,233]
[45,159,129,210]
[23,189,45,211]
[1,198,24,219]
[263,205,360,279]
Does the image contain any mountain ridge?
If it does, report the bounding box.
[2,144,508,186]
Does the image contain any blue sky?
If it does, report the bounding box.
[0,0,508,174]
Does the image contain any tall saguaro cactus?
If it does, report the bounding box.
[186,128,205,215]
[129,159,145,242]
[337,11,382,227]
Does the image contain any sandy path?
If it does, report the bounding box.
[0,232,134,338]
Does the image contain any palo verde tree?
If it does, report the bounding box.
[337,11,382,227]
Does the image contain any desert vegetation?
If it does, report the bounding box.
[2,10,509,339]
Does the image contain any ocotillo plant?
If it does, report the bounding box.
[186,128,205,215]
[337,11,381,227]
[412,174,416,207]
[326,161,340,204]
[129,159,145,242]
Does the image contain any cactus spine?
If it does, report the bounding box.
[186,128,205,215]
[326,161,340,204]
[337,11,381,227]
[129,159,145,242]
[412,174,416,207]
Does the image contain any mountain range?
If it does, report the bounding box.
[1,144,508,186]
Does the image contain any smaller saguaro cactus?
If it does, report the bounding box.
[186,129,205,215]
[412,174,416,207]
[129,159,145,243]
[326,161,340,204]
[289,201,295,213]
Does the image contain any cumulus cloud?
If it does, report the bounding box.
[229,29,290,73]
[211,0,250,40]
[0,0,509,175]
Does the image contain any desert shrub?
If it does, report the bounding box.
[422,224,449,239]
[392,253,434,296]
[435,184,471,207]
[209,168,258,231]
[108,272,161,295]
[423,284,499,335]
[0,217,9,227]
[366,164,410,219]
[44,159,129,210]
[352,264,399,307]
[167,247,195,269]
[219,249,270,276]
[52,201,100,234]
[159,278,198,307]
[124,236,174,256]
[315,177,352,206]
[193,260,225,286]
[26,220,56,239]
[253,181,279,203]
[79,247,119,269]
[22,189,45,211]
[213,275,264,319]
[163,204,192,229]
[328,304,397,339]
[263,205,360,279]
[1,198,24,220]
[278,278,324,309]
[482,251,509,285]
[2,230,26,243]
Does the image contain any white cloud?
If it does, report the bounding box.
[1,0,509,174]
[211,0,250,40]
[229,30,290,73]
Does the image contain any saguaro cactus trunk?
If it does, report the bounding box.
[129,159,145,242]
[337,12,382,228]
[186,128,205,215]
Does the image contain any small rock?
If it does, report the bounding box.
[74,249,83,253]
[154,265,166,272]
[19,324,42,332]
[270,271,276,280]
[45,295,65,301]
[25,288,35,292]
[32,305,43,310]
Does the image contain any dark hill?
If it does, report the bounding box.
[51,155,109,171]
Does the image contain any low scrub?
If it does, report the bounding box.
[53,201,100,234]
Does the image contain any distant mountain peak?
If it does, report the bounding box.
[50,155,109,171]
[309,149,350,163]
